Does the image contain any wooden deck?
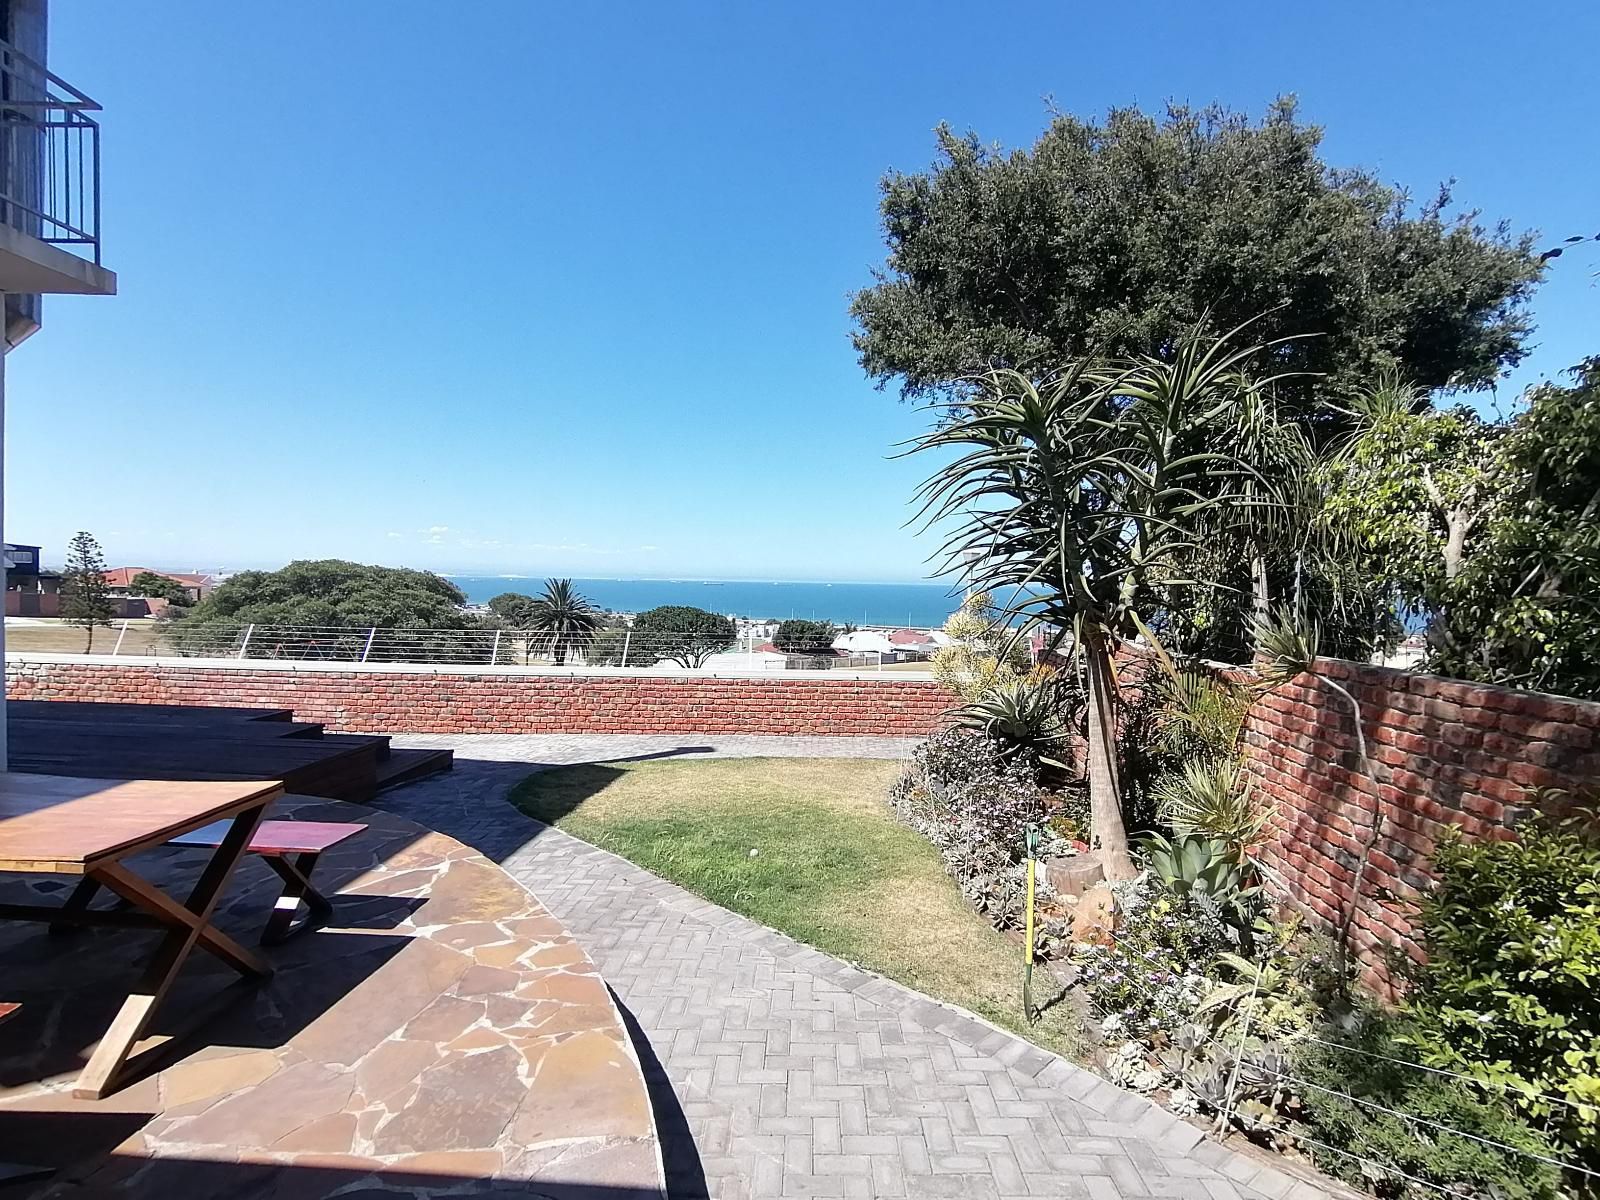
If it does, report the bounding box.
[7,701,451,803]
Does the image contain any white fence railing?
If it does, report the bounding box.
[95,622,935,673]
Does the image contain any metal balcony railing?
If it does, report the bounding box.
[0,37,100,265]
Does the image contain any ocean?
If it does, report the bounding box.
[447,577,963,628]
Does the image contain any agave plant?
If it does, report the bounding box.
[951,677,1074,769]
[1142,831,1264,947]
[1150,758,1273,856]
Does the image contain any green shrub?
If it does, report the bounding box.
[1292,1012,1565,1200]
[772,619,837,653]
[1142,832,1264,950]
[952,677,1076,768]
[889,729,1053,927]
[1400,812,1600,1172]
[1074,875,1227,1042]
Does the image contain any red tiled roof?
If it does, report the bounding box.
[890,628,932,645]
[103,567,212,589]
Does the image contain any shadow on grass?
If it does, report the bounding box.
[506,750,716,828]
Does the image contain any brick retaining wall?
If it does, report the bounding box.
[1244,658,1600,992]
[4,656,954,737]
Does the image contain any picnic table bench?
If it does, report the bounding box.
[57,818,366,946]
[0,774,283,1098]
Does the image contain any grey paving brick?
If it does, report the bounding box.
[378,736,1342,1200]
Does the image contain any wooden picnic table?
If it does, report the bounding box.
[0,772,283,1099]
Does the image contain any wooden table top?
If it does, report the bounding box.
[0,774,284,874]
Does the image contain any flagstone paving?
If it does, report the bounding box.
[381,734,1341,1200]
[0,795,664,1199]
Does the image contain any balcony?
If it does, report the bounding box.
[0,37,114,297]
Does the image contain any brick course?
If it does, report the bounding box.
[1243,658,1600,992]
[4,657,954,737]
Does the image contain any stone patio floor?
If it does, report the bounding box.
[381,734,1342,1200]
[0,793,663,1199]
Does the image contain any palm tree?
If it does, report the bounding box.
[525,578,602,666]
[912,319,1287,880]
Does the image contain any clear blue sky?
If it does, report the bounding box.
[9,2,1597,581]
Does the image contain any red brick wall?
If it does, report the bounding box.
[5,657,954,737]
[1244,658,1600,992]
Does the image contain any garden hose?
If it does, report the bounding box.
[1023,825,1039,1024]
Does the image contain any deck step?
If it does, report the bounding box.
[374,747,453,792]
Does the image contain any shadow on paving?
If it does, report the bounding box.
[610,989,708,1200]
[379,749,718,862]
[0,1151,668,1199]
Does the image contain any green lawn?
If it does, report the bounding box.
[510,756,1085,1058]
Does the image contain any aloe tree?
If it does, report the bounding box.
[526,578,602,666]
[912,321,1285,880]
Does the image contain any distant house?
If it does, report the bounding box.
[833,629,896,655]
[833,627,943,660]
[103,567,215,604]
[5,542,62,617]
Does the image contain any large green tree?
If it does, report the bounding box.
[129,570,195,608]
[1319,376,1500,642]
[629,605,736,668]
[60,531,115,652]
[772,619,837,653]
[179,560,472,630]
[1429,358,1600,697]
[524,578,602,666]
[852,99,1542,420]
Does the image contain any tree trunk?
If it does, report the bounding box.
[1426,509,1474,655]
[1250,554,1271,643]
[1083,629,1136,881]
[83,624,94,653]
[1442,510,1470,582]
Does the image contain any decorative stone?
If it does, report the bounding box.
[1071,881,1119,945]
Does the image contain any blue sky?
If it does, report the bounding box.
[9,2,1597,581]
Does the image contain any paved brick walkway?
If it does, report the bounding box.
[380,735,1334,1200]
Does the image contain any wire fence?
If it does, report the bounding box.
[1082,981,1598,1196]
[89,621,939,672]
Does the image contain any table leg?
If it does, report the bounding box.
[261,852,331,945]
[72,801,273,1100]
[46,876,105,936]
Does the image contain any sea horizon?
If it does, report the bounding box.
[445,575,965,628]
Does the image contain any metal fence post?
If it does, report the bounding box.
[110,620,128,657]
[490,628,502,666]
[360,627,377,663]
[236,623,255,660]
[620,630,631,668]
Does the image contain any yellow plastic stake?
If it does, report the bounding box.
[1023,827,1038,1023]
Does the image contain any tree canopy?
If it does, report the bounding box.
[852,99,1542,420]
[486,592,541,627]
[129,571,195,607]
[1428,358,1600,697]
[179,560,471,629]
[772,619,837,653]
[630,605,737,668]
